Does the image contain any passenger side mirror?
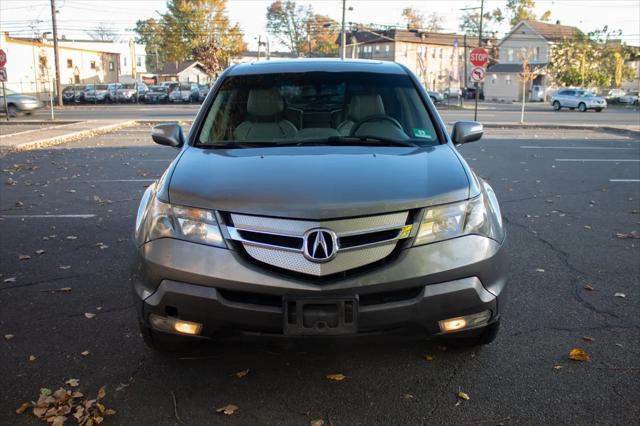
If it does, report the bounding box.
[152,123,185,148]
[451,121,483,145]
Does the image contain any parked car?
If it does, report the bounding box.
[0,87,43,116]
[83,84,109,103]
[551,89,607,112]
[116,82,148,103]
[133,59,507,351]
[161,81,179,94]
[606,88,626,99]
[73,85,87,103]
[62,85,77,104]
[144,85,169,103]
[198,84,210,102]
[619,90,639,105]
[443,87,462,98]
[427,90,444,103]
[169,82,199,103]
[106,83,122,103]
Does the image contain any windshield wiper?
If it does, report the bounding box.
[198,142,281,149]
[278,136,420,148]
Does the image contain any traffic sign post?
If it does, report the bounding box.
[0,48,8,121]
[469,47,488,121]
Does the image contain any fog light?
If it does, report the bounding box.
[149,314,202,335]
[439,310,491,333]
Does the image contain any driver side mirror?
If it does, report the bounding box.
[451,121,483,145]
[152,123,185,148]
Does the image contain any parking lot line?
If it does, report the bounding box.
[555,159,640,162]
[0,214,96,219]
[520,146,635,150]
[609,179,640,182]
[82,179,156,183]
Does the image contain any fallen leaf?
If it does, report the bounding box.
[65,235,78,240]
[310,420,325,426]
[235,369,249,378]
[40,388,53,396]
[569,348,591,362]
[45,287,72,293]
[4,277,17,283]
[59,265,71,270]
[95,243,109,250]
[583,225,592,230]
[29,355,37,362]
[19,255,31,260]
[615,231,640,239]
[15,402,31,414]
[403,393,415,399]
[81,350,91,356]
[97,386,106,400]
[535,268,545,273]
[553,365,563,370]
[66,379,80,387]
[84,313,96,319]
[457,391,470,401]
[582,336,595,342]
[424,355,434,361]
[35,249,46,255]
[614,292,626,298]
[4,334,14,340]
[325,373,347,381]
[66,189,76,193]
[583,284,595,291]
[216,404,239,415]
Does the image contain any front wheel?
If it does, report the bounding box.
[7,104,18,117]
[578,102,587,112]
[552,101,561,111]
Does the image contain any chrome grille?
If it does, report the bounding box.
[226,212,411,276]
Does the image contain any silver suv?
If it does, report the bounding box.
[551,89,607,112]
[132,60,507,351]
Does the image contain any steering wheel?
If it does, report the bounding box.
[349,114,404,136]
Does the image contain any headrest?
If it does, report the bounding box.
[348,94,386,122]
[247,89,285,117]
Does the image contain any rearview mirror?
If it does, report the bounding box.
[152,123,185,148]
[451,121,483,145]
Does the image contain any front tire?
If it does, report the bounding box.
[578,102,587,112]
[552,101,561,111]
[7,104,18,117]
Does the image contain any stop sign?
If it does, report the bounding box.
[0,49,6,68]
[469,48,488,67]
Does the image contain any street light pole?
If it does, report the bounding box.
[340,0,346,60]
[474,0,484,121]
[50,0,63,107]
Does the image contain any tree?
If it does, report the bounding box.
[402,7,424,30]
[459,8,503,37]
[134,18,164,70]
[425,12,445,32]
[306,14,339,57]
[504,0,552,26]
[549,27,636,88]
[517,49,543,123]
[266,0,312,55]
[86,23,117,41]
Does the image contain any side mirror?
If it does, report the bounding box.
[152,123,185,148]
[451,121,483,145]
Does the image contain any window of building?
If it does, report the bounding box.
[491,74,497,84]
[109,61,114,71]
[375,45,380,52]
[124,57,127,67]
[66,59,73,68]
[534,47,540,62]
[90,60,96,70]
[507,48,514,62]
[506,75,512,85]
[384,44,390,56]
[136,56,142,67]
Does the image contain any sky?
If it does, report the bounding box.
[1,0,639,51]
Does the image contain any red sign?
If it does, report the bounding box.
[0,49,6,68]
[469,48,488,67]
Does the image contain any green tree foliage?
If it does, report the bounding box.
[549,27,636,88]
[266,1,338,57]
[402,7,424,30]
[505,0,552,26]
[134,0,245,74]
[459,8,504,37]
[134,19,165,71]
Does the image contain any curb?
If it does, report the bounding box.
[0,120,138,154]
[476,123,640,138]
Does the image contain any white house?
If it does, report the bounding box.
[485,20,581,102]
[156,61,211,84]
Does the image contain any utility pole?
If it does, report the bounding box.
[475,0,484,121]
[50,0,63,107]
[307,21,312,57]
[340,0,346,60]
[257,35,261,61]
[463,33,468,99]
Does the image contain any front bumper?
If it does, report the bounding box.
[132,235,507,337]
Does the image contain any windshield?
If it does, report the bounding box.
[180,83,192,90]
[197,71,438,147]
[121,84,135,89]
[96,85,108,90]
[578,90,594,97]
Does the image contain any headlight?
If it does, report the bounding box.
[135,190,225,248]
[414,192,503,246]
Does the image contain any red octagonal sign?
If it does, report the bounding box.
[0,49,6,68]
[469,47,488,67]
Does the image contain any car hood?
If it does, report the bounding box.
[168,145,470,220]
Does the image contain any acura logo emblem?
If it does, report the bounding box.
[303,228,338,263]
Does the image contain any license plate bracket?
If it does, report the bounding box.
[283,297,358,335]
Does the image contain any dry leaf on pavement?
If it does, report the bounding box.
[535,268,545,273]
[216,404,239,415]
[15,402,31,414]
[59,265,71,270]
[403,394,415,399]
[29,355,37,362]
[457,391,470,401]
[310,420,325,426]
[235,369,249,378]
[19,255,31,260]
[65,235,78,240]
[614,292,626,298]
[84,313,96,319]
[4,334,15,341]
[4,277,17,283]
[325,373,347,381]
[65,379,80,387]
[553,365,563,370]
[615,231,640,239]
[582,336,595,342]
[583,284,595,291]
[424,355,434,361]
[80,350,90,356]
[569,348,591,362]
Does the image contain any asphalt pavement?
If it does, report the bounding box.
[15,101,640,127]
[1,125,639,424]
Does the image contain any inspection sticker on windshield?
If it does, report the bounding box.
[412,128,433,139]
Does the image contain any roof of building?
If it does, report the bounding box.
[157,61,206,75]
[487,63,548,73]
[242,50,299,58]
[344,29,491,47]
[524,20,582,42]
